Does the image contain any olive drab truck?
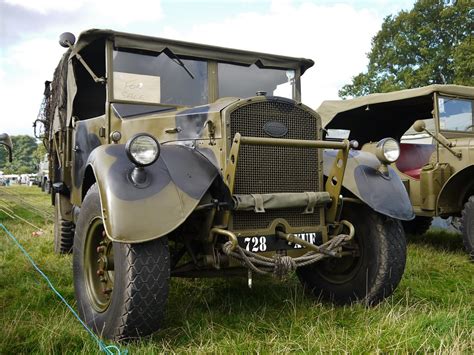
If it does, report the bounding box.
[318,85,474,260]
[37,29,414,340]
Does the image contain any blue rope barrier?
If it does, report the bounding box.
[0,223,128,355]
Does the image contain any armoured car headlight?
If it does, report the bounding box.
[375,138,400,164]
[125,134,160,167]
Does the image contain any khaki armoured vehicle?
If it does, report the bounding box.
[318,85,474,259]
[40,29,414,340]
[0,133,13,163]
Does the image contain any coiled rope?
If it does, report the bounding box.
[222,233,351,278]
[0,224,127,355]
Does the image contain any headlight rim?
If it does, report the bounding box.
[125,133,160,167]
[376,137,400,164]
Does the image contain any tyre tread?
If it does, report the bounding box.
[460,196,474,261]
[366,214,406,305]
[56,220,75,253]
[115,238,170,340]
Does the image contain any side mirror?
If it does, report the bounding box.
[413,120,426,133]
[59,32,76,48]
[0,133,13,163]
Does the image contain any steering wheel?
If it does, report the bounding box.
[464,125,474,131]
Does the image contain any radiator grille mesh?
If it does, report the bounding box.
[229,100,322,230]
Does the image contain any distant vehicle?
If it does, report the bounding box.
[1,174,19,185]
[37,154,50,192]
[0,133,13,163]
[318,84,474,260]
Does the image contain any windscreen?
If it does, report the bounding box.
[112,49,208,107]
[438,96,474,132]
[218,63,294,99]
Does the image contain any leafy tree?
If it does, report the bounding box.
[33,142,47,165]
[339,0,473,98]
[0,135,39,174]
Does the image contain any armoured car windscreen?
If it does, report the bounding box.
[438,96,474,132]
[218,63,294,99]
[112,49,208,107]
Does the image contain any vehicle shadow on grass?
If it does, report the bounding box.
[146,276,318,348]
[406,229,464,253]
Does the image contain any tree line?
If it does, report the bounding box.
[0,135,45,174]
[339,0,472,98]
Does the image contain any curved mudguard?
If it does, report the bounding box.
[324,149,415,221]
[86,144,220,243]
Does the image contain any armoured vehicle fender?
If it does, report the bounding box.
[84,144,221,243]
[324,149,414,221]
[437,165,474,215]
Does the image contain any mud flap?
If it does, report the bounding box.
[86,144,220,243]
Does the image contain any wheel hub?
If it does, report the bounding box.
[84,218,114,312]
[318,238,362,284]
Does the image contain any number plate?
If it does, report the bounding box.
[238,232,322,253]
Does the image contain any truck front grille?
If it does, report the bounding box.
[229,100,322,230]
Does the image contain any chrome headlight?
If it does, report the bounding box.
[375,138,400,164]
[125,134,160,167]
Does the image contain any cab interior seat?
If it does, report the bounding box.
[395,143,436,179]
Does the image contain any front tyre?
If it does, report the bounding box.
[297,204,406,305]
[461,196,474,261]
[73,184,170,340]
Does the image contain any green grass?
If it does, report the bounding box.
[1,186,473,353]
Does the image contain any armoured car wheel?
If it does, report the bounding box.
[402,216,433,236]
[54,193,75,254]
[297,204,406,305]
[73,184,170,340]
[461,196,474,261]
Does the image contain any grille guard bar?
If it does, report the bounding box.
[224,133,352,224]
[239,135,352,149]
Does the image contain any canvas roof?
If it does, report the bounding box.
[73,28,315,74]
[317,84,474,144]
[318,85,474,125]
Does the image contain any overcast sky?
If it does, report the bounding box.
[0,0,415,135]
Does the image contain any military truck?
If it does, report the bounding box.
[40,29,413,340]
[0,133,13,163]
[318,84,474,259]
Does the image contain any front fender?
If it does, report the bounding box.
[437,165,474,215]
[324,149,414,221]
[86,144,220,243]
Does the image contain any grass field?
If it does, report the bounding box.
[1,186,473,354]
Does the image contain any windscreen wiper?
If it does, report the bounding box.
[165,49,195,79]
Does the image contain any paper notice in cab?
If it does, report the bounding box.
[114,72,161,103]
